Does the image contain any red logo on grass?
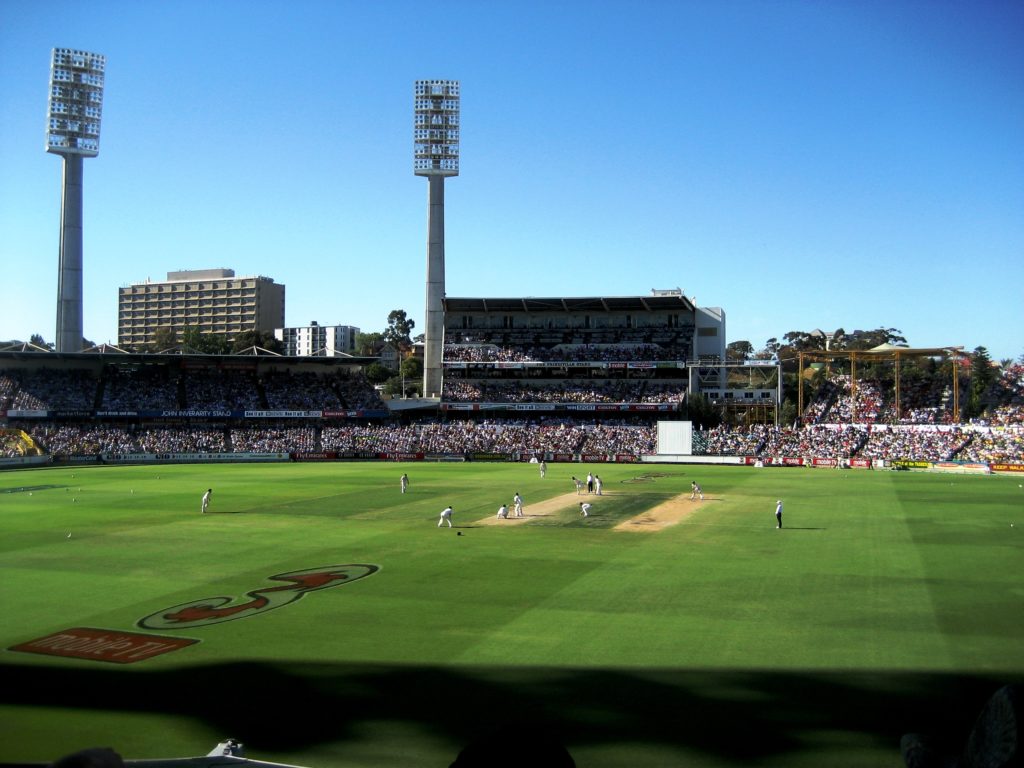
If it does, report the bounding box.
[9,627,197,664]
[138,564,379,630]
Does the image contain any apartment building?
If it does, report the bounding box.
[274,322,360,357]
[117,269,285,351]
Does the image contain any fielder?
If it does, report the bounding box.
[539,460,547,478]
[400,473,409,494]
[201,488,212,514]
[438,505,453,528]
[579,501,591,517]
[497,503,509,519]
[775,499,783,529]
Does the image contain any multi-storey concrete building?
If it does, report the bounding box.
[117,269,285,351]
[274,322,360,357]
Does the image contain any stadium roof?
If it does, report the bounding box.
[798,344,964,360]
[0,349,379,367]
[443,295,696,313]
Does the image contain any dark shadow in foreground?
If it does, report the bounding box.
[2,662,1021,766]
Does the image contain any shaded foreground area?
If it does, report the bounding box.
[2,660,1020,767]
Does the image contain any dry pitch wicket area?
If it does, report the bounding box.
[1,461,1023,768]
[474,486,708,530]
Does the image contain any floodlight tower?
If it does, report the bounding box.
[46,48,105,353]
[414,80,459,397]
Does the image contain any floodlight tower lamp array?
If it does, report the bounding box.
[414,79,459,398]
[46,48,105,353]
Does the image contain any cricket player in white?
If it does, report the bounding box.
[201,488,212,514]
[400,473,409,494]
[775,500,783,529]
[513,492,524,517]
[438,506,453,527]
[496,504,509,519]
[579,502,591,517]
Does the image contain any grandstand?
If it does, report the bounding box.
[439,292,784,426]
[2,306,1022,468]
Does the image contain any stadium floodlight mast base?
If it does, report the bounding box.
[46,48,105,353]
[414,80,459,397]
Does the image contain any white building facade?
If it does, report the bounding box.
[274,322,360,357]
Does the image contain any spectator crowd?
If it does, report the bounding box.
[2,361,1023,464]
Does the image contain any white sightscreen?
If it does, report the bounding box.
[656,421,693,455]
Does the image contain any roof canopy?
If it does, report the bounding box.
[798,345,963,362]
[444,295,696,313]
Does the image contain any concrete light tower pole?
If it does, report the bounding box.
[46,48,105,353]
[414,80,459,397]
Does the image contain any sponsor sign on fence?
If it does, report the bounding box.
[991,463,1024,473]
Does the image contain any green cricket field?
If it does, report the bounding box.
[1,461,1022,767]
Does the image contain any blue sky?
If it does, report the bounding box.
[2,0,1022,361]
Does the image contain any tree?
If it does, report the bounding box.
[758,338,780,359]
[842,327,907,351]
[400,356,423,381]
[965,346,997,419]
[181,326,231,355]
[779,399,799,427]
[362,363,392,385]
[685,392,720,429]
[150,327,178,352]
[782,330,824,352]
[355,332,384,356]
[29,334,55,351]
[726,340,753,361]
[232,330,284,354]
[382,309,415,352]
[381,358,424,398]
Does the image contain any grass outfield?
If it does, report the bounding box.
[1,461,1022,767]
